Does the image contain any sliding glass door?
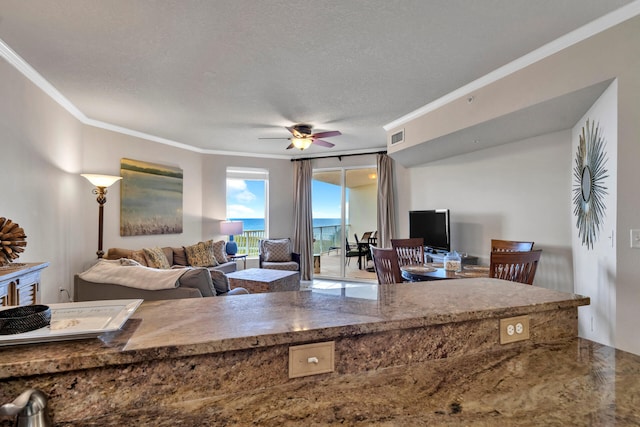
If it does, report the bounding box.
[312,166,378,281]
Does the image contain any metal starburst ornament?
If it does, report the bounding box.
[572,119,608,249]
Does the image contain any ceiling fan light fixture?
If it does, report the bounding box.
[292,137,312,150]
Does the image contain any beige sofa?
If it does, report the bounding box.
[74,244,247,302]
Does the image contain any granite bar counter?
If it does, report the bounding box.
[2,278,638,425]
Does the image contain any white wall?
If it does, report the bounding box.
[406,130,574,292]
[572,81,617,347]
[0,59,85,304]
[348,182,377,240]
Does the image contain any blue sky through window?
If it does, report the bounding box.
[227,178,343,220]
[227,179,264,218]
[312,180,342,219]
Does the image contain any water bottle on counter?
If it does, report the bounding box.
[444,251,462,272]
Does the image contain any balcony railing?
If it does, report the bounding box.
[233,230,265,256]
[313,224,349,255]
[231,225,349,257]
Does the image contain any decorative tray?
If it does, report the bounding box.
[455,270,489,278]
[402,265,437,274]
[0,299,142,346]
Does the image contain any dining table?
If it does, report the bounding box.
[401,263,490,282]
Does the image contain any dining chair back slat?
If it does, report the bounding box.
[489,250,542,285]
[491,239,534,252]
[370,246,403,284]
[391,238,425,267]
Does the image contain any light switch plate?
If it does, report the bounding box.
[631,229,640,248]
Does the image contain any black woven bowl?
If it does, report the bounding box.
[0,305,51,335]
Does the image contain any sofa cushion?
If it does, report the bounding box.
[143,247,171,269]
[263,239,292,262]
[172,247,188,266]
[212,240,228,264]
[212,261,237,274]
[178,268,216,297]
[185,241,219,267]
[262,261,299,271]
[209,269,230,294]
[161,247,174,266]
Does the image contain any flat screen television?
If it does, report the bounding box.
[409,209,450,253]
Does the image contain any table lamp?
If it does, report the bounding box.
[220,221,243,255]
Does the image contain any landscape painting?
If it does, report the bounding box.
[120,158,183,236]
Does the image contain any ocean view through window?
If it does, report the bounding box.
[226,167,268,256]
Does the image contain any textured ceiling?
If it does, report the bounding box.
[0,0,633,157]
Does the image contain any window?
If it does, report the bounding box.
[226,168,268,256]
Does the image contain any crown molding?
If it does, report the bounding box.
[384,0,640,131]
[0,37,86,121]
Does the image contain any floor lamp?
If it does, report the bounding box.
[81,174,123,258]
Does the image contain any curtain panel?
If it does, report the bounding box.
[377,153,396,248]
[292,159,313,280]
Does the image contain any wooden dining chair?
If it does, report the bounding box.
[390,238,425,267]
[370,246,403,284]
[489,249,542,285]
[491,239,534,252]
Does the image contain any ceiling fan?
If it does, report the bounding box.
[260,124,341,150]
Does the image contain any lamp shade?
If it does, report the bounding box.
[220,220,243,236]
[81,174,122,187]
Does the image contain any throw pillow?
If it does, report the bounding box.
[172,247,188,266]
[143,247,171,269]
[184,241,218,267]
[202,240,219,266]
[210,269,230,294]
[212,240,228,264]
[263,239,292,262]
[130,250,149,266]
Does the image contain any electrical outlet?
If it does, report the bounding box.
[500,315,530,344]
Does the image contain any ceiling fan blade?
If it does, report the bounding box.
[312,139,335,148]
[286,126,304,138]
[286,142,295,149]
[258,137,292,140]
[311,130,341,139]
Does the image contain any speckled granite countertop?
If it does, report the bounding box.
[0,279,588,378]
[0,279,588,379]
[56,338,640,426]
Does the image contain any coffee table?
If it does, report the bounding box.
[226,268,300,293]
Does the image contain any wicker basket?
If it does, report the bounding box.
[0,305,51,335]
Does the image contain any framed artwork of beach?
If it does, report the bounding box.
[120,158,183,236]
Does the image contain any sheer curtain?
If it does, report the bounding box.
[377,153,396,248]
[292,159,313,280]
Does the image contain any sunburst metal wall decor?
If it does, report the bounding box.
[573,119,609,249]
